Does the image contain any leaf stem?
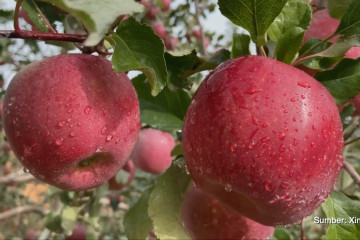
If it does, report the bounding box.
[0,30,87,42]
[343,161,360,187]
[14,0,25,32]
[345,137,360,146]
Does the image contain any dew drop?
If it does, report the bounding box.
[23,168,29,173]
[278,132,286,140]
[57,121,65,128]
[245,85,262,94]
[281,183,288,189]
[264,181,272,191]
[279,144,285,152]
[262,122,268,128]
[69,131,76,138]
[84,106,92,115]
[230,143,237,152]
[248,141,255,149]
[301,94,306,99]
[293,138,298,146]
[224,183,232,192]
[106,135,113,142]
[261,137,270,143]
[55,137,64,146]
[297,81,311,88]
[115,138,120,144]
[101,126,107,135]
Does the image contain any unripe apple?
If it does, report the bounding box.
[182,187,275,240]
[131,128,175,174]
[66,224,87,240]
[182,55,343,226]
[304,9,360,59]
[152,22,167,40]
[3,54,140,191]
[108,160,135,190]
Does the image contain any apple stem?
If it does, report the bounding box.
[0,30,87,42]
[14,0,24,32]
[31,0,57,33]
[194,0,208,56]
[343,161,360,187]
[300,221,305,240]
[257,45,267,57]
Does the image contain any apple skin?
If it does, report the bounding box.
[182,187,274,240]
[108,160,135,190]
[66,224,87,240]
[182,55,343,226]
[131,128,175,174]
[161,0,171,11]
[3,54,141,191]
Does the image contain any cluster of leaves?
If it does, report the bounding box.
[1,0,360,239]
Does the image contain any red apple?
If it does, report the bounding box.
[192,29,201,39]
[66,224,87,240]
[108,160,135,190]
[131,128,175,174]
[182,187,275,239]
[152,22,167,39]
[3,54,141,191]
[24,230,38,240]
[161,0,171,11]
[164,36,178,50]
[303,9,360,59]
[182,55,343,226]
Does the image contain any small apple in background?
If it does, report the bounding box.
[108,160,135,190]
[182,187,274,240]
[3,54,141,191]
[182,55,343,226]
[161,0,171,11]
[131,128,176,174]
[303,9,360,62]
[192,29,210,48]
[24,230,38,240]
[164,36,178,50]
[151,22,167,39]
[66,224,87,240]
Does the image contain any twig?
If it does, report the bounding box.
[194,0,207,56]
[31,0,56,33]
[343,161,360,187]
[0,169,35,184]
[0,205,48,221]
[345,137,360,146]
[0,30,87,42]
[14,0,25,32]
[344,116,360,141]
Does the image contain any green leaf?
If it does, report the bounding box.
[107,18,167,96]
[328,0,351,20]
[336,0,360,35]
[322,191,360,240]
[140,107,184,133]
[218,0,287,46]
[124,187,154,240]
[319,34,360,58]
[41,0,144,46]
[273,228,291,240]
[191,49,231,72]
[148,163,192,240]
[315,58,360,105]
[275,27,305,63]
[61,206,81,235]
[165,50,199,89]
[22,0,49,32]
[268,0,311,42]
[44,213,62,233]
[132,74,191,120]
[231,33,251,58]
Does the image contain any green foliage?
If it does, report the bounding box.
[315,58,360,105]
[231,33,251,58]
[107,18,168,96]
[41,0,143,46]
[148,162,192,239]
[322,191,360,239]
[328,0,351,19]
[218,0,287,46]
[336,0,360,36]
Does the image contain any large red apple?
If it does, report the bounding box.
[3,54,140,191]
[131,128,175,174]
[182,187,274,240]
[182,55,343,226]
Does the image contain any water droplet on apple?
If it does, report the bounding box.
[55,137,64,146]
[57,121,65,128]
[224,183,232,192]
[23,168,29,173]
[101,126,107,134]
[106,135,113,142]
[293,138,298,146]
[301,94,306,99]
[115,138,120,144]
[297,81,311,88]
[84,106,92,115]
[278,132,286,140]
[281,183,288,189]
[279,144,285,152]
[263,181,272,191]
[69,131,76,137]
[261,137,270,143]
[230,143,237,152]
